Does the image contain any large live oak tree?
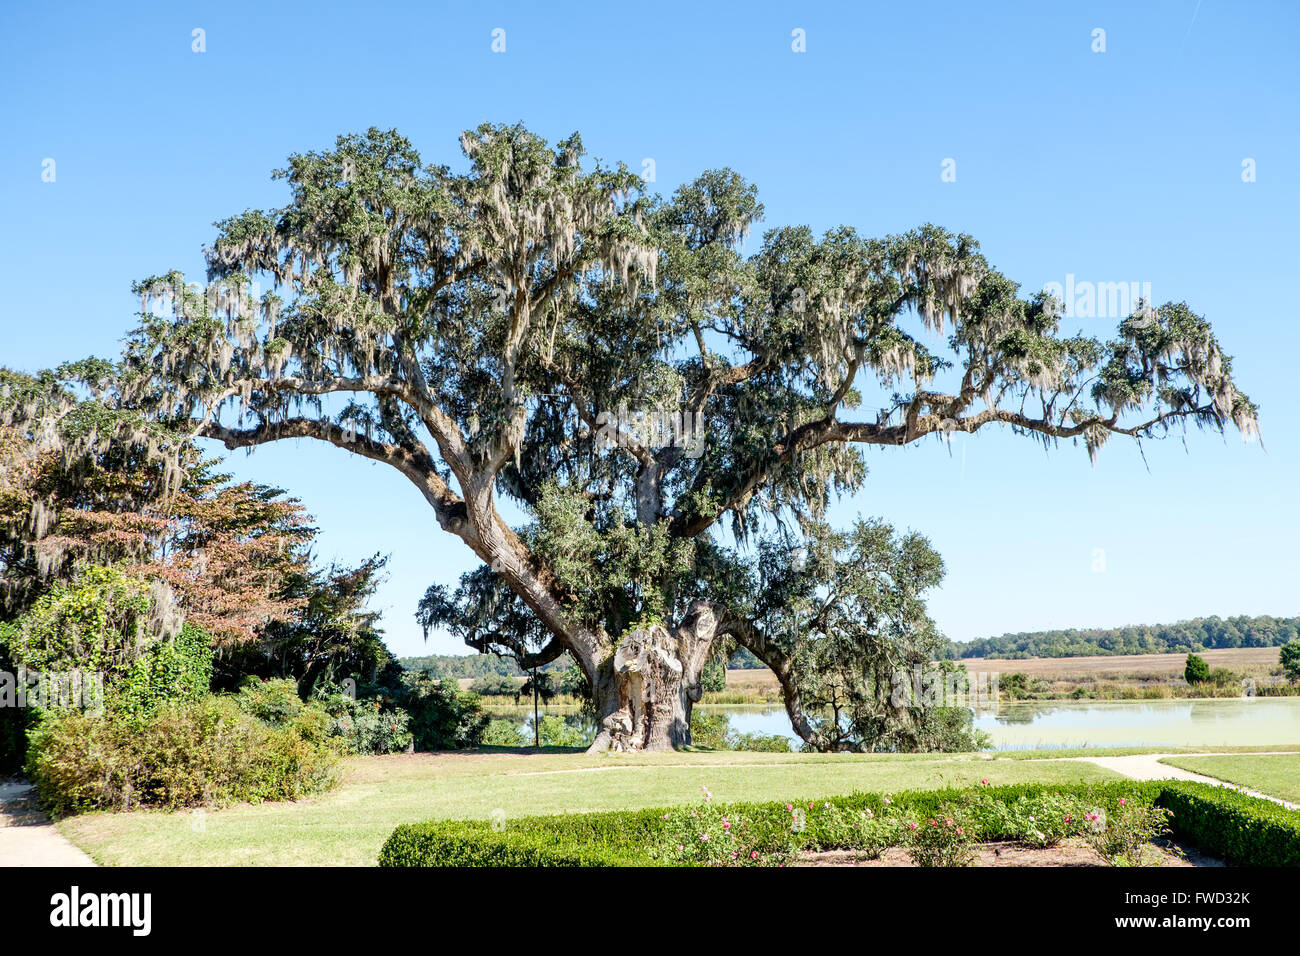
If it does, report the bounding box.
[39,125,1258,751]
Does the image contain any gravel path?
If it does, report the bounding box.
[0,782,95,867]
[1066,752,1298,809]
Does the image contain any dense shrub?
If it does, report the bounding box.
[481,719,525,747]
[0,566,159,680]
[314,684,413,754]
[1184,653,1210,684]
[534,713,592,748]
[231,677,306,725]
[380,821,631,867]
[397,672,489,750]
[1158,781,1300,867]
[117,622,213,723]
[26,685,341,816]
[650,802,785,866]
[906,816,975,867]
[701,660,727,693]
[0,566,218,767]
[1081,800,1174,866]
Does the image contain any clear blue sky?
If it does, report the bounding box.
[2,1,1297,657]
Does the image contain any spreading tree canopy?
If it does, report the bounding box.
[10,124,1258,751]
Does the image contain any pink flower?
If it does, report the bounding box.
[956,827,963,836]
[786,804,793,812]
[944,819,953,827]
[700,833,709,841]
[1119,798,1126,806]
[908,822,919,830]
[722,821,731,830]
[981,779,989,786]
[751,851,759,859]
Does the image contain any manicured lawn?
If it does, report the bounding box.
[1159,753,1300,803]
[57,748,1126,866]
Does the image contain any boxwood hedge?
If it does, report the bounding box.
[1158,781,1300,867]
[381,780,1293,867]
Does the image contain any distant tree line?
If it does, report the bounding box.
[943,614,1300,660]
[399,653,569,680]
[415,615,1299,673]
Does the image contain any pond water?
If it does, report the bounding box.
[490,698,1300,751]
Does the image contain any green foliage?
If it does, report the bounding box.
[965,788,1088,847]
[649,790,788,866]
[905,816,975,867]
[701,660,727,693]
[557,664,590,699]
[313,683,412,755]
[379,822,632,868]
[481,719,525,747]
[1184,653,1210,684]
[0,565,156,680]
[1280,640,1300,682]
[117,623,213,723]
[216,554,393,696]
[0,568,217,774]
[999,672,1031,699]
[0,707,31,776]
[1080,800,1174,866]
[726,731,792,753]
[910,706,992,753]
[26,690,341,817]
[396,672,489,750]
[798,802,903,856]
[534,714,591,748]
[1158,781,1300,867]
[752,519,961,751]
[468,673,520,697]
[232,677,306,725]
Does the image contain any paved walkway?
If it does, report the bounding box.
[1066,752,1298,809]
[0,782,95,867]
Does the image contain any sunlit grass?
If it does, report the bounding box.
[58,748,1127,866]
[1159,753,1300,803]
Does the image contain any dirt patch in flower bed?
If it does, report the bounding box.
[799,837,1222,867]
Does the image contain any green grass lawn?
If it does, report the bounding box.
[1159,753,1300,803]
[56,748,1128,866]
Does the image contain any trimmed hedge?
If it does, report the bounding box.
[379,781,1169,867]
[1158,781,1300,867]
[379,822,638,867]
[381,780,1300,867]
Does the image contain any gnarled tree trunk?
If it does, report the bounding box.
[584,603,717,752]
